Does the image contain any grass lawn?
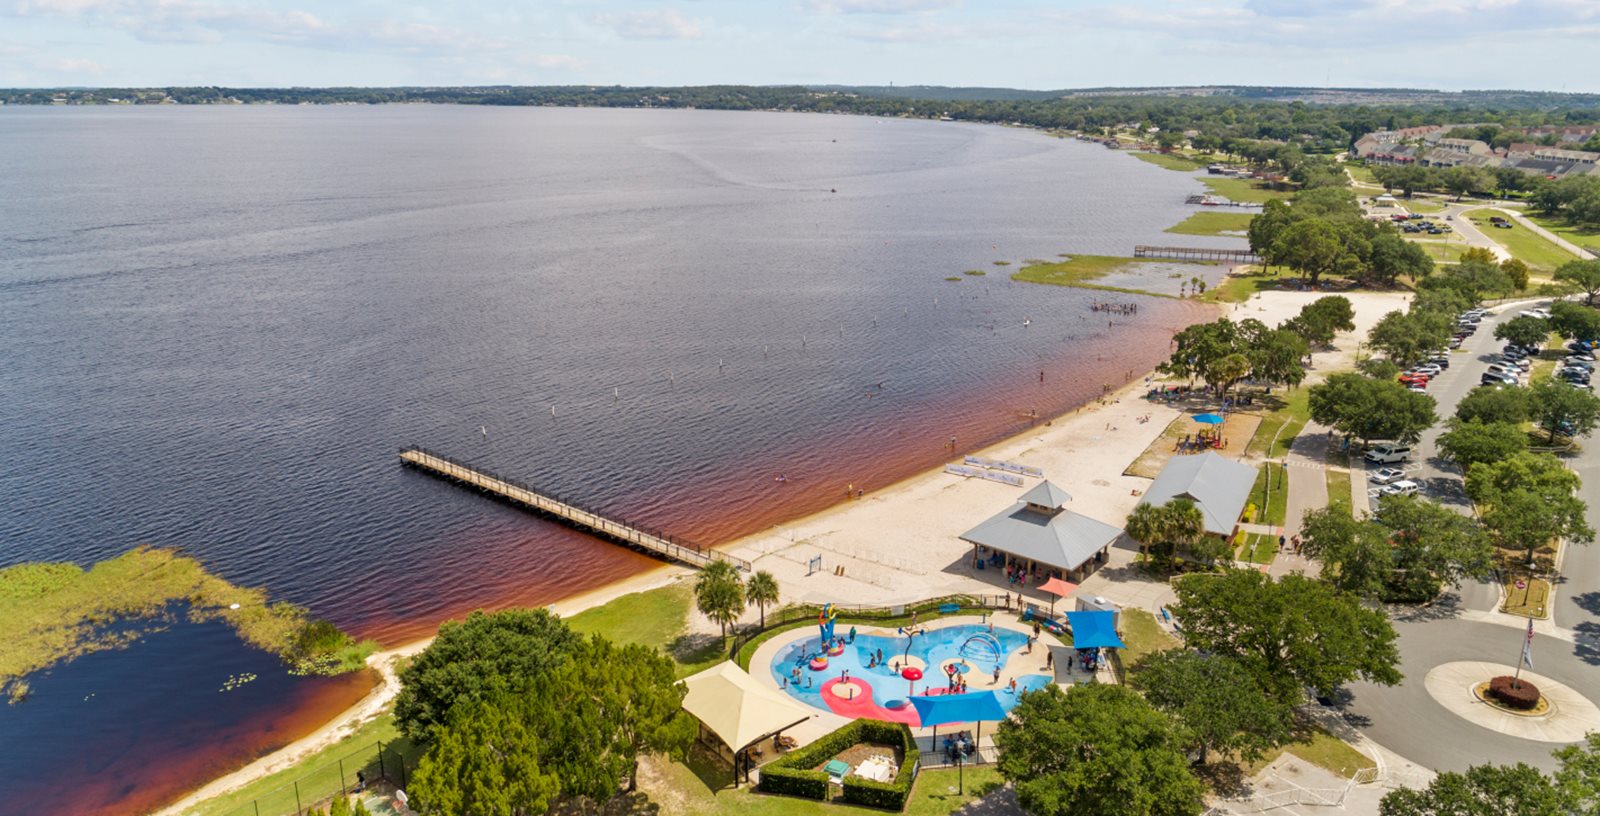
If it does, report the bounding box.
[1200,177,1292,204]
[1010,255,1171,297]
[1400,197,1448,214]
[1414,240,1470,264]
[566,583,725,678]
[188,714,422,816]
[1246,463,1288,527]
[1132,151,1207,172]
[1203,266,1289,304]
[1244,388,1311,459]
[1502,577,1552,619]
[1326,468,1353,518]
[1246,726,1378,780]
[641,752,1005,816]
[1118,609,1179,683]
[1236,533,1278,565]
[1166,210,1255,237]
[1466,211,1582,272]
[1346,164,1379,185]
[1524,213,1600,255]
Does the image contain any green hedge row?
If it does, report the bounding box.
[841,720,920,810]
[757,719,919,810]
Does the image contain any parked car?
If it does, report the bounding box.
[1570,350,1597,362]
[1429,356,1451,369]
[1449,337,1464,349]
[1411,364,1442,376]
[1482,372,1519,386]
[1565,358,1594,371]
[1370,467,1407,485]
[1494,222,1514,229]
[1380,480,1421,496]
[1560,369,1592,383]
[1365,443,1413,464]
[1399,373,1430,386]
[1485,363,1520,378]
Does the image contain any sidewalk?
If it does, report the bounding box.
[1268,422,1331,578]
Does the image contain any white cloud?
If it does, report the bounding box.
[519,52,586,71]
[52,56,102,72]
[591,7,701,40]
[806,0,961,13]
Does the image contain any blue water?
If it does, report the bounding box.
[769,625,1052,714]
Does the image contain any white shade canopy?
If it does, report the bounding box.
[680,661,818,753]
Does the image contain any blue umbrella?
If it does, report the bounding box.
[1192,413,1225,425]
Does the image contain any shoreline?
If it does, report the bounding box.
[154,134,1251,814]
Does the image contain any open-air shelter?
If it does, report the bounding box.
[909,690,1008,750]
[680,661,819,785]
[1139,451,1257,538]
[960,480,1122,589]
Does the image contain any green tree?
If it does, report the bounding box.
[1380,763,1569,816]
[1131,650,1290,765]
[1248,329,1310,388]
[1454,385,1531,425]
[1494,315,1552,350]
[1298,507,1393,599]
[1249,199,1299,272]
[1501,258,1531,292]
[1466,451,1594,564]
[1438,419,1529,472]
[1373,495,1493,602]
[570,638,696,792]
[1285,295,1357,347]
[329,795,350,816]
[995,684,1205,816]
[1548,301,1600,343]
[395,609,581,741]
[694,559,746,639]
[1365,230,1434,287]
[1555,259,1600,306]
[1368,310,1452,368]
[744,570,780,629]
[1170,570,1403,703]
[409,697,562,816]
[1274,219,1349,287]
[1308,372,1438,445]
[1438,259,1514,301]
[1529,377,1600,442]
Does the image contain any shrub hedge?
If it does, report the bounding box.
[841,720,920,810]
[757,719,920,810]
[1488,675,1542,710]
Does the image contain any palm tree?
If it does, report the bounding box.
[745,571,780,629]
[1165,499,1207,570]
[1125,503,1167,563]
[694,560,745,639]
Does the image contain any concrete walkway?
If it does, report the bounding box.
[1268,421,1330,578]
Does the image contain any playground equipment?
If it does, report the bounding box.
[818,604,838,645]
[810,655,829,671]
[958,633,1005,667]
[827,641,846,657]
[901,666,923,696]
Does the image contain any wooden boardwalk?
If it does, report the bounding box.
[1134,245,1261,264]
[399,446,750,572]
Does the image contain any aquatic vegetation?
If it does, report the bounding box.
[0,546,375,699]
[992,260,1011,266]
[219,672,258,692]
[963,269,986,276]
[944,276,963,281]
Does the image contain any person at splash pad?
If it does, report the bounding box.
[848,626,856,644]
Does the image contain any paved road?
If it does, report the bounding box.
[1342,617,1599,772]
[1339,295,1600,771]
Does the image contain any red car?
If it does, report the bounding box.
[1399,373,1430,386]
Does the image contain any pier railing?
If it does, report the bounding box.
[399,446,751,572]
[1133,245,1262,264]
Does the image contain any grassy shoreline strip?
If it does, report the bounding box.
[1010,255,1174,298]
[0,547,375,698]
[1166,210,1255,237]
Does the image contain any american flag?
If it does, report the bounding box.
[1522,618,1536,670]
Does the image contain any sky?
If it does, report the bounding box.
[2,0,1598,92]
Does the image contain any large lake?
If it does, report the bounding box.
[0,106,1233,814]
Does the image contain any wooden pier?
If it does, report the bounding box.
[399,446,751,572]
[1133,245,1261,264]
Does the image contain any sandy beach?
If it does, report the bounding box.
[162,282,1410,815]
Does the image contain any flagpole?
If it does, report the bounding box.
[1514,616,1534,686]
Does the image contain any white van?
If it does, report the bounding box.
[1364,443,1412,464]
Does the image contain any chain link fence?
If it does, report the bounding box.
[213,738,415,816]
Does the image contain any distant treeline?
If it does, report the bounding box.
[7,84,1600,153]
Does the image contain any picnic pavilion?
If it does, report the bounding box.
[959,480,1122,587]
[681,661,820,785]
[1138,451,1257,538]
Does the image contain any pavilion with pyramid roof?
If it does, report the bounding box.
[959,479,1123,584]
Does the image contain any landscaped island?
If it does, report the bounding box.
[0,546,375,703]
